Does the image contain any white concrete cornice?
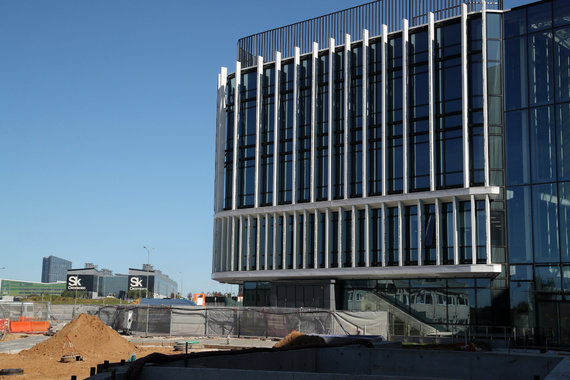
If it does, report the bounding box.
[214,186,500,219]
[212,264,502,284]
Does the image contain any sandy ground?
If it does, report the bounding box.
[0,314,275,380]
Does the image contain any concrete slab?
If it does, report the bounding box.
[0,335,49,354]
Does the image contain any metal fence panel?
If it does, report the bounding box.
[170,307,206,336]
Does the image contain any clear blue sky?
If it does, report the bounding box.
[0,0,531,296]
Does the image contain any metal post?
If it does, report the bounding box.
[145,304,149,336]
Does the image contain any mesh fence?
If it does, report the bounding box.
[3,303,388,338]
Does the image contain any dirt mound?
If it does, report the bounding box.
[22,314,135,359]
[273,330,325,348]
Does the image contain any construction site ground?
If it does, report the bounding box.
[0,314,276,380]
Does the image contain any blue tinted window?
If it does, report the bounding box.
[487,13,501,39]
[528,32,554,106]
[554,27,570,102]
[554,0,570,27]
[535,266,562,291]
[504,8,526,38]
[533,183,560,263]
[530,106,556,182]
[504,37,528,111]
[386,207,399,266]
[557,104,570,181]
[507,186,533,263]
[505,110,530,185]
[527,2,552,32]
[559,182,570,262]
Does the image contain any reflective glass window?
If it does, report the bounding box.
[279,63,294,204]
[297,58,312,203]
[441,202,454,265]
[555,27,570,102]
[535,265,562,291]
[530,106,556,182]
[404,205,418,265]
[261,67,275,206]
[423,204,436,265]
[237,71,257,208]
[349,46,363,198]
[356,209,366,267]
[307,213,315,268]
[510,264,534,281]
[563,265,570,292]
[318,212,326,268]
[224,77,236,210]
[559,182,570,262]
[510,281,535,329]
[296,214,304,269]
[528,32,554,106]
[506,110,531,185]
[370,208,382,266]
[504,37,528,110]
[487,13,501,39]
[330,211,339,267]
[387,36,403,193]
[458,201,472,264]
[268,216,274,270]
[527,2,552,32]
[507,186,533,263]
[342,210,352,267]
[386,207,399,266]
[504,8,526,38]
[557,103,570,181]
[286,215,293,269]
[533,183,560,263]
[476,200,487,263]
[316,54,329,201]
[332,50,345,199]
[554,0,570,27]
[368,41,383,195]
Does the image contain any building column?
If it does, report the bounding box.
[362,29,369,198]
[338,206,343,268]
[256,214,261,270]
[238,215,244,271]
[381,24,388,196]
[214,68,227,213]
[325,208,330,268]
[461,3,470,188]
[365,204,370,267]
[293,211,298,269]
[435,198,441,266]
[328,38,335,201]
[273,212,278,269]
[485,194,491,264]
[471,195,477,265]
[482,1,490,187]
[303,209,308,269]
[428,13,435,192]
[254,57,263,208]
[264,214,269,270]
[381,203,386,267]
[292,47,300,204]
[350,206,356,268]
[310,42,318,203]
[344,34,351,199]
[452,197,459,265]
[417,199,423,266]
[398,202,404,266]
[402,18,409,194]
[232,61,241,210]
[273,52,281,207]
[314,209,319,269]
[247,215,253,271]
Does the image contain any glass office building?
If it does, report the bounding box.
[41,255,72,283]
[212,0,570,344]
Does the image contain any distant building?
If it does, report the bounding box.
[0,278,65,298]
[41,255,72,283]
[128,265,178,299]
[66,265,128,299]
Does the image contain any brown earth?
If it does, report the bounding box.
[273,330,325,348]
[0,314,177,380]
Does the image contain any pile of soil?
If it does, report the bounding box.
[22,314,136,359]
[273,330,325,348]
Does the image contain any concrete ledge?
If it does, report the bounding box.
[212,264,502,283]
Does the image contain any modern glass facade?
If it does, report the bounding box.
[213,0,570,345]
[41,255,72,283]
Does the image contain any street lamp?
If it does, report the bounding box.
[143,246,153,298]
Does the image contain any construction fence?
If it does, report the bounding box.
[1,302,388,338]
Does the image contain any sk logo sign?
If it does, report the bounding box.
[68,276,82,287]
[130,277,143,288]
